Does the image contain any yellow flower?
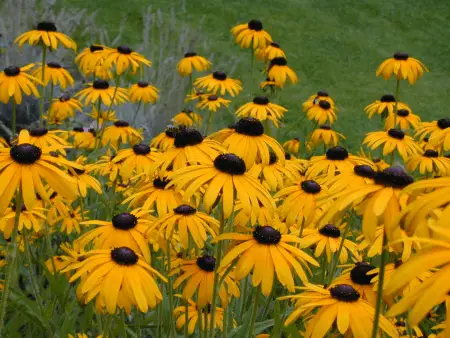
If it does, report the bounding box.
[196,95,231,112]
[363,129,421,161]
[306,100,336,125]
[0,204,46,239]
[14,21,77,51]
[231,20,272,49]
[256,42,286,62]
[406,149,450,176]
[103,45,152,75]
[384,108,421,130]
[308,124,346,150]
[128,81,159,104]
[150,126,178,152]
[364,94,410,119]
[48,94,83,122]
[72,127,96,150]
[376,52,428,84]
[75,80,128,106]
[112,144,161,181]
[102,120,143,149]
[235,96,287,127]
[31,62,74,89]
[86,108,118,126]
[416,119,450,151]
[75,44,108,76]
[177,52,211,76]
[171,110,203,127]
[265,57,298,88]
[194,71,242,97]
[0,64,41,104]
[302,91,335,113]
[60,206,88,235]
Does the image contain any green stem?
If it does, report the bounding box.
[393,79,400,128]
[166,241,176,338]
[94,98,102,149]
[250,40,254,84]
[157,303,162,338]
[131,100,143,125]
[135,310,142,338]
[103,315,112,338]
[239,278,248,318]
[39,46,47,126]
[209,211,226,338]
[205,110,213,136]
[49,83,54,110]
[184,300,189,338]
[319,256,328,285]
[327,221,351,285]
[247,287,260,338]
[371,234,388,338]
[203,310,208,338]
[121,311,128,338]
[222,305,228,338]
[11,100,17,140]
[0,190,22,337]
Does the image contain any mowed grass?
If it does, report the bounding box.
[64,0,450,148]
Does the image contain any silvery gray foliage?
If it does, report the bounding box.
[0,0,242,139]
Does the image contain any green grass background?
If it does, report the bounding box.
[64,0,450,148]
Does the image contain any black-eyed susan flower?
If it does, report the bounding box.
[416,118,450,151]
[275,179,329,227]
[77,210,152,262]
[308,124,346,150]
[14,21,77,51]
[363,129,421,161]
[168,153,275,220]
[24,126,69,152]
[185,89,208,103]
[68,159,102,197]
[392,318,424,338]
[0,64,41,104]
[406,149,450,176]
[75,80,128,106]
[42,190,72,226]
[302,90,335,113]
[325,164,376,193]
[306,146,372,179]
[123,175,183,216]
[233,202,277,229]
[177,52,211,77]
[280,283,398,337]
[297,224,359,264]
[60,206,88,235]
[31,62,74,89]
[194,71,242,97]
[75,44,107,76]
[319,166,414,243]
[63,247,166,314]
[112,144,161,181]
[196,95,231,112]
[46,242,83,276]
[0,130,80,213]
[256,42,286,62]
[172,255,239,308]
[235,96,287,127]
[0,204,46,239]
[248,152,299,192]
[385,108,421,130]
[364,94,409,119]
[306,100,336,125]
[48,94,82,122]
[103,45,152,75]
[86,107,118,126]
[128,81,159,104]
[265,57,298,88]
[209,117,284,169]
[283,138,300,154]
[376,52,428,84]
[174,300,231,334]
[102,120,143,149]
[331,262,377,306]
[214,226,318,296]
[149,204,219,249]
[259,77,279,91]
[72,127,96,149]
[231,20,272,49]
[150,125,178,151]
[171,110,203,127]
[151,127,225,174]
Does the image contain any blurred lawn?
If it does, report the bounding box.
[65,0,450,148]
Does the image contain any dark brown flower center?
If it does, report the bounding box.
[112,213,138,230]
[301,180,321,194]
[326,146,348,160]
[424,149,439,158]
[93,80,109,90]
[174,127,203,147]
[47,62,61,69]
[388,128,405,140]
[36,21,57,32]
[354,165,375,178]
[59,94,70,102]
[88,128,96,136]
[90,45,104,52]
[248,19,263,31]
[380,94,396,103]
[111,247,138,265]
[29,127,48,137]
[114,120,130,127]
[253,96,269,105]
[269,152,278,165]
[235,117,264,136]
[397,109,409,117]
[270,57,287,66]
[270,42,280,48]
[253,225,281,245]
[318,224,340,238]
[153,177,170,189]
[196,255,216,272]
[207,95,218,101]
[137,81,149,88]
[165,125,178,138]
[10,144,42,164]
[214,153,246,175]
[350,262,376,285]
[212,71,227,81]
[437,118,450,130]
[117,45,132,54]
[73,127,84,132]
[133,144,151,155]
[184,52,197,57]
[4,66,20,77]
[330,284,360,302]
[319,124,331,130]
[174,205,197,215]
[317,90,329,97]
[374,166,414,188]
[318,100,331,110]
[285,153,291,160]
[393,52,409,60]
